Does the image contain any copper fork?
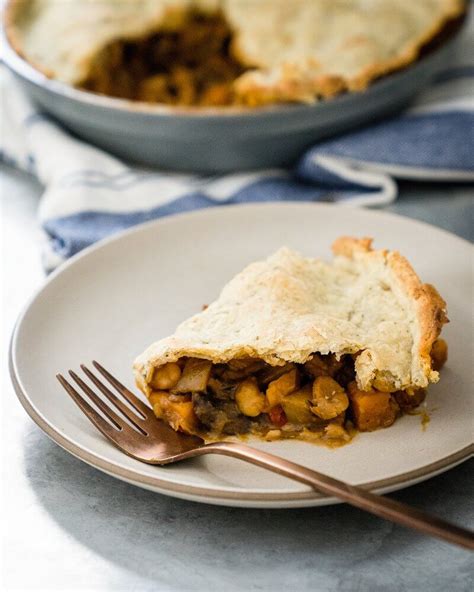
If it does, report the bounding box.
[57,361,474,551]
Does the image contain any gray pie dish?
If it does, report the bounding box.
[1,18,466,173]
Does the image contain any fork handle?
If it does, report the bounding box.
[193,441,474,550]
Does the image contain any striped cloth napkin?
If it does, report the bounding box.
[1,20,473,271]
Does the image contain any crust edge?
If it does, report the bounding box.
[135,237,448,396]
[4,0,467,106]
[332,236,448,389]
[234,0,467,105]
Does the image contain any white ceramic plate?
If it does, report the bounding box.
[10,203,473,508]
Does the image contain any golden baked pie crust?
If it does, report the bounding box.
[133,237,448,444]
[5,0,467,107]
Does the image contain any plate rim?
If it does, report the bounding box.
[9,202,474,507]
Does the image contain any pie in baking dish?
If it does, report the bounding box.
[133,237,448,446]
[5,0,466,107]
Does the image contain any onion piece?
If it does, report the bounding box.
[173,358,212,393]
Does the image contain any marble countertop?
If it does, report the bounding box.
[2,164,473,592]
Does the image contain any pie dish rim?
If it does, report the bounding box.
[2,1,468,117]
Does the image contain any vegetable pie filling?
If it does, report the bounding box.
[79,10,250,106]
[144,340,447,446]
[8,1,466,107]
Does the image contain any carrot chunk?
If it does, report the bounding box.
[348,382,399,431]
[268,405,288,427]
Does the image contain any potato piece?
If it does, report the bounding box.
[266,369,300,407]
[311,376,349,420]
[235,378,265,417]
[348,382,399,431]
[431,338,448,371]
[281,384,314,424]
[149,391,197,433]
[173,358,212,393]
[149,362,182,390]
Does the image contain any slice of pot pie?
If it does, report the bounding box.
[134,237,448,446]
[6,0,466,106]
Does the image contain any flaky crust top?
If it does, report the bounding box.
[134,237,447,395]
[6,0,466,105]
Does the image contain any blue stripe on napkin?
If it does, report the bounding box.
[300,112,474,172]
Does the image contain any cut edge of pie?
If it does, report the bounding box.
[5,0,467,108]
[133,237,448,446]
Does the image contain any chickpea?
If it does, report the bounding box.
[266,369,300,407]
[373,371,397,392]
[235,379,266,417]
[149,362,182,390]
[431,338,448,371]
[311,376,349,420]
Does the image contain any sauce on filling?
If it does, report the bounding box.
[79,10,250,106]
[144,341,447,447]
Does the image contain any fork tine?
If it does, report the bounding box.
[92,361,152,416]
[81,364,148,430]
[68,370,130,432]
[56,374,123,439]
